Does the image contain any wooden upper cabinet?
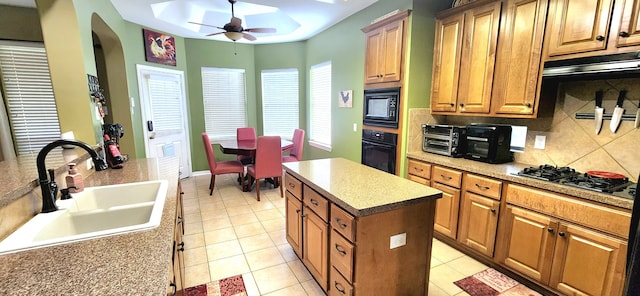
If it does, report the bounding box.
[431,12,464,112]
[492,0,549,116]
[617,0,640,47]
[362,11,408,85]
[457,1,501,114]
[431,2,501,114]
[546,0,613,57]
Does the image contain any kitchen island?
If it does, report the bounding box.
[0,157,180,295]
[283,158,442,296]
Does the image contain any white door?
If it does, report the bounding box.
[137,65,191,178]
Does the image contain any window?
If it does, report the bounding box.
[0,41,60,155]
[309,61,332,151]
[261,69,299,139]
[201,67,247,141]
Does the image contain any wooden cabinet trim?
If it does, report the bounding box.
[505,184,631,238]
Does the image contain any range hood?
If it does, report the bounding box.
[542,51,640,79]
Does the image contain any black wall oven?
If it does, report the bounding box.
[363,87,400,128]
[361,129,397,175]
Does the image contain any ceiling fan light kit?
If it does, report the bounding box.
[189,0,276,42]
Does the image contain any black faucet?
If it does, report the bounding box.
[36,139,108,213]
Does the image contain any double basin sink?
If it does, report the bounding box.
[0,180,168,255]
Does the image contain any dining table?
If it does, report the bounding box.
[216,137,293,191]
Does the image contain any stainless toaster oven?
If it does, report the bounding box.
[422,124,467,157]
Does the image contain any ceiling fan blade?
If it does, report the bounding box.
[189,21,225,30]
[242,32,256,41]
[206,31,226,37]
[244,28,276,33]
[230,17,242,28]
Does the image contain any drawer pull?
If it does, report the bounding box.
[336,218,348,229]
[335,244,347,255]
[334,281,346,294]
[310,199,319,206]
[440,174,452,180]
[559,231,566,237]
[548,228,554,233]
[475,183,490,191]
[288,183,296,189]
[178,242,185,252]
[414,167,423,172]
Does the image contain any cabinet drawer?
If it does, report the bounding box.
[331,204,356,242]
[506,184,631,238]
[285,172,302,200]
[330,229,354,283]
[408,159,431,180]
[329,267,353,296]
[407,174,429,185]
[432,166,462,188]
[304,185,329,222]
[464,173,502,200]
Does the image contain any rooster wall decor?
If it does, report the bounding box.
[143,29,177,66]
[189,0,276,42]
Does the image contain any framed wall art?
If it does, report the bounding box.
[143,29,176,66]
[339,90,353,108]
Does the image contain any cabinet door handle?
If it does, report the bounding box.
[440,174,452,180]
[310,199,319,206]
[335,244,347,255]
[596,35,605,41]
[548,228,554,233]
[296,209,301,214]
[178,242,185,252]
[620,31,630,38]
[475,183,490,191]
[334,281,346,294]
[525,102,532,108]
[460,103,465,108]
[449,102,454,107]
[169,282,177,296]
[336,218,348,229]
[177,216,183,225]
[490,208,496,214]
[558,231,566,237]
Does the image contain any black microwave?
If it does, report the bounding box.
[363,87,399,128]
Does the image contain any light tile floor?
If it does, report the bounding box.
[180,173,497,295]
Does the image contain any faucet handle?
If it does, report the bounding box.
[60,187,77,200]
[48,168,55,182]
[93,157,109,171]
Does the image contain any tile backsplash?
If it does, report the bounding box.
[409,78,640,182]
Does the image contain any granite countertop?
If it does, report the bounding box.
[283,158,442,216]
[406,151,634,210]
[0,157,180,295]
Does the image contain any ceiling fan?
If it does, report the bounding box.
[189,0,276,42]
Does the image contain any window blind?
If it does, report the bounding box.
[0,41,61,155]
[309,61,332,150]
[261,68,299,140]
[201,67,248,141]
[146,74,183,133]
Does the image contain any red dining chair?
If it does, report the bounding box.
[202,132,245,195]
[236,127,256,164]
[247,136,283,201]
[282,129,305,163]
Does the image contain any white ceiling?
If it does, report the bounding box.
[1,0,380,44]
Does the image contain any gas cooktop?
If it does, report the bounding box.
[516,164,636,200]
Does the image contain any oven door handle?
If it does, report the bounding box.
[467,136,489,142]
[362,139,395,149]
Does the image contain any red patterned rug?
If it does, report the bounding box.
[184,274,247,296]
[454,268,541,296]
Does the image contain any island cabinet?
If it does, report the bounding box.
[430,165,463,239]
[495,184,629,296]
[361,10,409,86]
[168,181,185,296]
[457,173,502,257]
[283,158,442,296]
[545,0,640,59]
[431,1,501,114]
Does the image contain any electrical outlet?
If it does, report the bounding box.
[86,159,93,170]
[390,233,406,249]
[534,135,546,149]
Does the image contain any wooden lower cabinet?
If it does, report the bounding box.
[499,205,627,295]
[431,182,460,239]
[303,208,329,291]
[285,192,303,258]
[168,182,185,296]
[457,192,500,257]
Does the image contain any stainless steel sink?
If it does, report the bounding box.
[0,180,168,255]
